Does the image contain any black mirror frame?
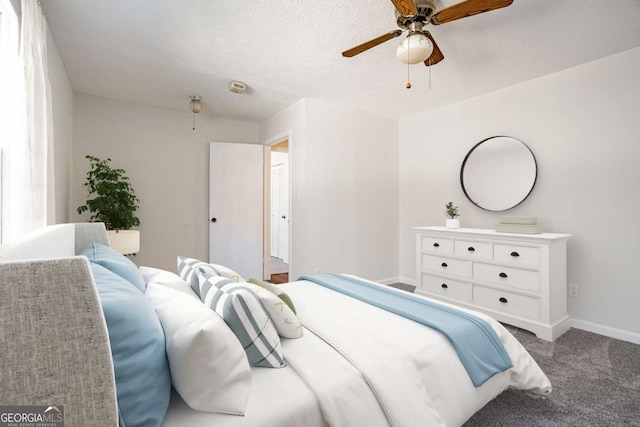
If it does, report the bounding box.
[460,136,538,212]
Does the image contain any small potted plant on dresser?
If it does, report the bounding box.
[445,202,460,229]
[77,155,141,255]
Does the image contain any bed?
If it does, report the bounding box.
[0,223,551,427]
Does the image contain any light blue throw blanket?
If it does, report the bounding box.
[298,274,513,387]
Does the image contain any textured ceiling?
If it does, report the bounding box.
[41,0,640,123]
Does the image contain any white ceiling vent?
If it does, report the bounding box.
[228,81,246,94]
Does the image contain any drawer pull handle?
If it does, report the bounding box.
[499,297,508,303]
[441,284,448,289]
[510,251,520,257]
[441,262,448,268]
[468,247,475,252]
[499,272,508,278]
[433,243,440,247]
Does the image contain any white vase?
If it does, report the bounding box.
[446,219,460,229]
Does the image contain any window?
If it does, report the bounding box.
[0,0,55,243]
[0,1,19,242]
[0,0,52,244]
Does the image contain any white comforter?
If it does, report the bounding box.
[281,279,551,427]
[163,279,551,427]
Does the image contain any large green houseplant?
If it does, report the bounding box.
[77,155,141,253]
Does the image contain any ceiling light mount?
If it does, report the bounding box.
[190,96,202,130]
[190,96,202,113]
[396,0,436,29]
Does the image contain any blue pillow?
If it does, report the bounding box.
[90,263,170,427]
[81,242,146,292]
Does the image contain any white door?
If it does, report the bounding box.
[209,142,263,280]
[277,161,289,263]
[270,164,282,257]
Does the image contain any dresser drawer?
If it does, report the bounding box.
[494,243,540,267]
[421,236,453,253]
[422,255,471,278]
[473,285,540,320]
[421,274,472,302]
[414,226,570,341]
[473,263,540,292]
[454,240,492,259]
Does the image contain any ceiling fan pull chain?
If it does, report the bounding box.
[429,56,432,90]
[406,42,412,89]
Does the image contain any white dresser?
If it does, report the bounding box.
[414,226,572,341]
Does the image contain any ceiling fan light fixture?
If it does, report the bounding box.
[396,32,434,64]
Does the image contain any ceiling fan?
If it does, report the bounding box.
[342,0,514,67]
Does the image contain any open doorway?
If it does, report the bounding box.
[265,139,290,284]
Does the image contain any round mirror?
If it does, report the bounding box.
[460,136,537,211]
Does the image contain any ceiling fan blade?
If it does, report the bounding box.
[342,30,403,57]
[431,0,513,25]
[423,31,444,66]
[390,0,418,16]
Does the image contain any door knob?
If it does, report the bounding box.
[211,218,217,223]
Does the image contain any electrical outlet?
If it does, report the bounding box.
[313,268,320,275]
[569,284,580,297]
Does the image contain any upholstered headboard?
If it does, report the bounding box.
[0,223,117,426]
[1,222,110,260]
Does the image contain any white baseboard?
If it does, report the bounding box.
[571,318,640,345]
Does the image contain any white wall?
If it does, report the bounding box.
[260,98,399,282]
[399,47,640,339]
[47,29,73,223]
[72,94,259,271]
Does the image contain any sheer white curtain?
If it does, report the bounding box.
[0,0,25,243]
[2,0,54,243]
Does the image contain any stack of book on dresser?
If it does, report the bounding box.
[495,216,542,234]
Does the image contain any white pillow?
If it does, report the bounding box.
[144,283,251,414]
[140,266,198,299]
[245,283,303,339]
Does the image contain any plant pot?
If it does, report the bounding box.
[446,219,460,229]
[107,230,140,255]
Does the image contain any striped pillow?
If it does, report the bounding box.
[197,273,286,368]
[177,256,245,296]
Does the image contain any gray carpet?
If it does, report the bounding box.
[466,326,640,426]
[387,283,640,426]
